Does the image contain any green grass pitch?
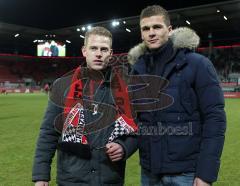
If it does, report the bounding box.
[0,93,239,186]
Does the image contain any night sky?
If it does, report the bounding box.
[0,0,232,29]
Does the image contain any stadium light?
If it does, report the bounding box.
[76,28,81,32]
[81,27,86,31]
[33,40,38,43]
[223,15,228,20]
[186,20,191,25]
[87,25,92,30]
[14,33,20,38]
[126,28,131,33]
[112,21,120,27]
[80,35,85,39]
[66,40,71,43]
[217,9,220,13]
[123,21,126,24]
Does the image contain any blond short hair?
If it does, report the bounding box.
[84,26,112,47]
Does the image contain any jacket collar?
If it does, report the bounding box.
[128,27,200,65]
[132,44,189,78]
[162,49,188,79]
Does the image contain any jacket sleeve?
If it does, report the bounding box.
[115,135,138,160]
[32,99,62,182]
[194,56,226,183]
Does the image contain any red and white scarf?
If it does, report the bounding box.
[62,66,138,145]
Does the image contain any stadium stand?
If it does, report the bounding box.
[0,55,83,93]
[1,45,240,96]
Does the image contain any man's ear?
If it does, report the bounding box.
[140,31,144,41]
[168,25,172,32]
[107,49,113,63]
[81,46,86,57]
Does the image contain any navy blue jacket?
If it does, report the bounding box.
[129,28,226,183]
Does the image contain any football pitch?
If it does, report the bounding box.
[0,93,239,186]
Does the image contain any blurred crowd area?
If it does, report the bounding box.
[1,46,240,94]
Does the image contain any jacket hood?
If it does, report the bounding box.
[128,27,200,65]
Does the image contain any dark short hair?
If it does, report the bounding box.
[140,5,171,26]
[84,26,112,47]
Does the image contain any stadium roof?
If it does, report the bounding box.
[0,0,239,55]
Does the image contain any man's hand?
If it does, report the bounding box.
[35,181,49,186]
[106,142,124,162]
[193,177,211,186]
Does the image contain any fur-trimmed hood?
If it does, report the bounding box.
[128,27,200,65]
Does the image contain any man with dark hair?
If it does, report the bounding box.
[32,26,138,186]
[128,5,226,186]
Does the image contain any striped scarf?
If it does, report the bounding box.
[61,66,138,148]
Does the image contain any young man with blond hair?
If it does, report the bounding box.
[33,26,137,186]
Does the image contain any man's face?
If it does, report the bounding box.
[82,34,112,71]
[140,15,172,50]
